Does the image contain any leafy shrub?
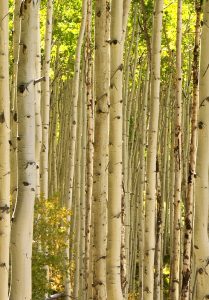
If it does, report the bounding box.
[32,196,71,300]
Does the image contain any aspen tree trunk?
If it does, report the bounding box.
[92,0,110,298]
[40,0,53,199]
[169,103,176,289]
[73,88,82,299]
[170,0,182,298]
[48,80,58,197]
[0,1,10,299]
[122,7,136,295]
[11,0,21,215]
[138,67,149,300]
[154,155,162,300]
[143,0,164,298]
[181,1,201,299]
[122,0,131,45]
[85,0,94,297]
[65,0,87,210]
[107,1,123,299]
[35,3,42,198]
[193,1,209,299]
[64,1,87,298]
[80,79,87,299]
[10,1,38,299]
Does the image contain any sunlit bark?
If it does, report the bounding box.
[143,0,164,298]
[0,1,10,298]
[10,1,38,299]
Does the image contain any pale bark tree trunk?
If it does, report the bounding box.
[11,0,21,216]
[80,78,87,299]
[35,2,42,198]
[64,1,87,298]
[85,1,94,297]
[73,88,82,299]
[10,1,38,299]
[170,0,182,298]
[107,0,123,299]
[0,1,10,299]
[40,0,53,199]
[143,0,164,298]
[193,0,209,299]
[181,1,201,299]
[65,0,87,210]
[138,67,149,300]
[92,0,110,298]
[123,12,138,290]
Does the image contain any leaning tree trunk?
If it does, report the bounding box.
[143,0,164,299]
[193,1,209,299]
[92,0,110,298]
[0,1,10,299]
[10,1,38,300]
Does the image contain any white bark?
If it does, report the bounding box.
[193,1,209,299]
[10,1,38,299]
[64,1,87,298]
[171,0,182,298]
[181,1,201,299]
[143,0,164,298]
[0,1,10,299]
[11,0,21,217]
[107,0,124,299]
[35,2,42,198]
[40,0,53,199]
[92,0,110,298]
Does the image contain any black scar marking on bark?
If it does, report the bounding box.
[0,112,5,123]
[0,205,10,213]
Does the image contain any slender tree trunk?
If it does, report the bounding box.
[73,86,82,299]
[92,0,110,298]
[64,1,87,298]
[40,0,53,199]
[107,0,123,299]
[193,1,209,299]
[85,1,94,297]
[143,0,164,299]
[170,0,182,298]
[0,1,10,299]
[10,1,38,299]
[181,1,201,299]
[11,0,21,217]
[35,2,42,198]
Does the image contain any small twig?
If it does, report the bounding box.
[111,64,123,80]
[203,63,209,77]
[34,76,46,85]
[1,12,9,24]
